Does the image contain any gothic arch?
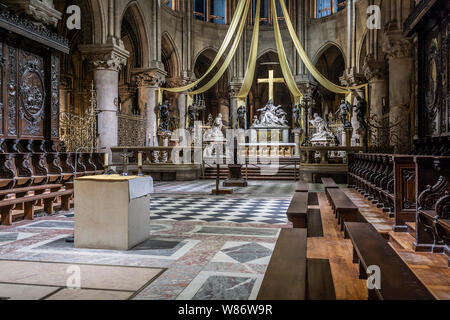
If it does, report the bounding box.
[119,1,150,67]
[161,32,181,79]
[312,41,347,67]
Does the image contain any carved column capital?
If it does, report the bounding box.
[133,68,167,88]
[228,82,242,99]
[165,77,186,88]
[382,33,413,61]
[363,55,388,82]
[339,71,366,87]
[80,44,129,72]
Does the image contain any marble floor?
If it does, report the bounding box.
[0,181,447,300]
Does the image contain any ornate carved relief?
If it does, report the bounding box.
[81,44,129,72]
[19,50,45,136]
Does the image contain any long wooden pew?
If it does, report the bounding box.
[345,222,435,300]
[257,228,307,300]
[326,188,359,231]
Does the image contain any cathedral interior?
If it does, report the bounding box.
[0,0,449,304]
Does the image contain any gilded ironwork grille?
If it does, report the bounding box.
[117,112,146,147]
[59,83,97,152]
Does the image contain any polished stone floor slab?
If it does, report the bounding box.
[177,271,263,300]
[0,261,163,292]
[0,283,58,300]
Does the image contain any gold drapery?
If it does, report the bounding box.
[278,0,368,99]
[189,0,250,96]
[236,0,261,108]
[271,0,302,104]
[158,0,249,102]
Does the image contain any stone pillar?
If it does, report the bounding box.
[135,69,167,146]
[383,34,413,154]
[363,57,388,149]
[80,44,129,153]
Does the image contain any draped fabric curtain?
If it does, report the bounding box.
[159,0,248,102]
[270,0,302,103]
[237,0,261,107]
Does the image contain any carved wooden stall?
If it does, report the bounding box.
[0,7,104,225]
[404,0,450,153]
[414,157,450,264]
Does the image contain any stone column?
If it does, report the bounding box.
[165,77,187,130]
[135,69,166,146]
[80,44,129,153]
[363,56,388,149]
[383,34,413,154]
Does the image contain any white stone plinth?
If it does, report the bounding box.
[74,175,153,251]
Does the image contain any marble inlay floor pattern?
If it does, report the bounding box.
[0,185,293,300]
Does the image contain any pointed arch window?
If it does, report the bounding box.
[194,0,227,24]
[315,0,346,19]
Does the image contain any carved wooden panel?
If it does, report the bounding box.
[18,49,45,138]
[50,55,59,139]
[416,13,450,140]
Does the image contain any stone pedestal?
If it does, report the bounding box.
[74,175,153,251]
[223,165,248,187]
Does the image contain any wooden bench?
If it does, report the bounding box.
[257,228,307,300]
[326,188,359,230]
[0,188,73,225]
[321,177,338,192]
[344,222,435,300]
[0,184,63,201]
[295,181,309,193]
[286,192,309,228]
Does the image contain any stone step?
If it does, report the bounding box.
[388,231,416,252]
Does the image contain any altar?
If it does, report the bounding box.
[74,175,153,250]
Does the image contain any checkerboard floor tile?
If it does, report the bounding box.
[150,196,290,225]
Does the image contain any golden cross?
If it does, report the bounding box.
[258,70,285,101]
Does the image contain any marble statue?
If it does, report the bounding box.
[251,99,288,128]
[309,113,335,141]
[252,115,260,126]
[237,106,246,129]
[336,100,352,128]
[204,113,224,141]
[158,100,170,132]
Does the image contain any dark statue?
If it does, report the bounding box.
[355,96,367,131]
[336,99,352,128]
[158,100,170,132]
[292,104,301,129]
[237,106,246,129]
[187,105,196,129]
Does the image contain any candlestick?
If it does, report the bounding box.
[138,152,142,167]
[104,153,109,167]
